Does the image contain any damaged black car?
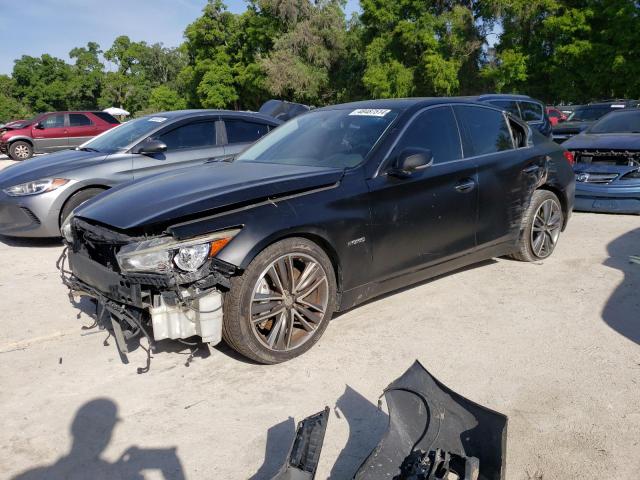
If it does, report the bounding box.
[60,99,575,364]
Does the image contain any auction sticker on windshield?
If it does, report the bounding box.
[349,109,391,117]
[148,117,168,123]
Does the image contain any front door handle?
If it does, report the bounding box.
[455,179,476,193]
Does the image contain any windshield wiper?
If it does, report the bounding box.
[76,147,100,152]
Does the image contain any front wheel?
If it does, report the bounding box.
[511,189,564,262]
[222,237,337,364]
[9,141,33,160]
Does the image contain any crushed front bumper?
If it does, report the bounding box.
[59,230,231,362]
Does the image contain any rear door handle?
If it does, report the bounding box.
[455,179,476,193]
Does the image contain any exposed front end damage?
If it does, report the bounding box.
[573,149,640,167]
[272,361,508,480]
[58,217,237,365]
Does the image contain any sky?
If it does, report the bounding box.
[0,0,361,75]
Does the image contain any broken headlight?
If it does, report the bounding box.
[116,228,240,273]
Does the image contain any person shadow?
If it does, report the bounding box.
[602,227,640,345]
[12,398,186,480]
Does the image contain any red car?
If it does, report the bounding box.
[0,111,119,160]
[546,106,568,126]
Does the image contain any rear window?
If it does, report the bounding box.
[518,102,543,121]
[92,112,120,124]
[69,114,93,127]
[225,120,270,144]
[489,100,520,117]
[159,121,216,150]
[454,106,513,156]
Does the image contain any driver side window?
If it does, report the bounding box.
[41,114,65,129]
[393,106,462,165]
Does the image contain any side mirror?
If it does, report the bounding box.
[134,138,167,155]
[389,148,433,177]
[34,122,44,130]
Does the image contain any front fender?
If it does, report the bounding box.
[168,170,373,294]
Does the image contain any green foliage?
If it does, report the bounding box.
[360,0,486,98]
[2,0,639,118]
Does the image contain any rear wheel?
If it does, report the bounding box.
[511,189,563,262]
[9,141,33,160]
[59,188,106,230]
[222,237,337,364]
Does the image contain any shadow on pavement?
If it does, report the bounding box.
[11,398,185,480]
[602,227,640,345]
[329,386,388,479]
[252,385,387,480]
[249,417,296,480]
[0,235,63,248]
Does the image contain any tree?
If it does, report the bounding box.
[259,0,347,105]
[358,1,491,98]
[0,75,31,122]
[68,42,104,109]
[490,0,640,103]
[12,54,74,111]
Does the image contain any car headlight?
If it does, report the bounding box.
[116,228,240,273]
[3,178,70,196]
[61,213,74,243]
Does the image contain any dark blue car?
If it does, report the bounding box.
[563,109,640,214]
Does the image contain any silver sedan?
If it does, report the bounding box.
[0,110,280,237]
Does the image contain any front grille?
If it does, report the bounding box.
[20,207,40,225]
[575,172,618,184]
[72,222,124,271]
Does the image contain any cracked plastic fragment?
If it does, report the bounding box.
[354,361,508,480]
[271,407,330,480]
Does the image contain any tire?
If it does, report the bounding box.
[510,189,564,262]
[59,188,106,229]
[222,237,337,364]
[8,141,33,160]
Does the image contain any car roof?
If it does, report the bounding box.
[316,97,508,113]
[146,109,281,124]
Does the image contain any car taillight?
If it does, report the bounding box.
[563,150,575,166]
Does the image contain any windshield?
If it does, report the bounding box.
[589,110,640,134]
[236,108,399,168]
[80,116,169,153]
[568,106,616,122]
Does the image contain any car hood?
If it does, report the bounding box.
[0,149,109,188]
[75,161,344,231]
[563,133,640,150]
[553,121,592,134]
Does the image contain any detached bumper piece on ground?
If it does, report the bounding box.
[273,361,508,480]
[272,407,330,480]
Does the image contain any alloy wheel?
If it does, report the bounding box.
[14,144,30,159]
[530,198,562,258]
[250,253,329,352]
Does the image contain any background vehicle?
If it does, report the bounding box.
[552,100,640,143]
[63,98,575,364]
[0,111,120,160]
[563,109,640,214]
[0,109,281,237]
[477,94,553,137]
[546,106,568,125]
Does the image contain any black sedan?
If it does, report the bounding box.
[61,98,575,364]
